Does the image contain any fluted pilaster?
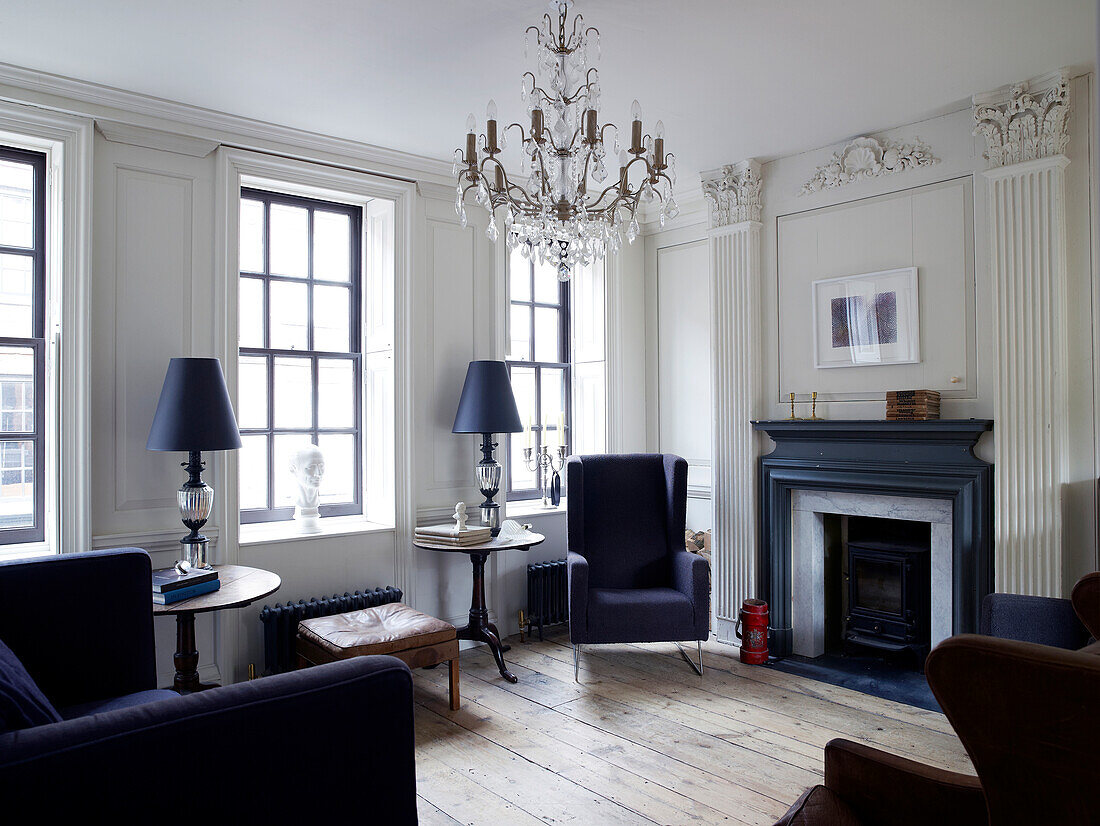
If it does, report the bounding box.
[974,71,1071,596]
[703,160,763,640]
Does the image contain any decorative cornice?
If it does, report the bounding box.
[0,60,454,186]
[972,69,1070,169]
[799,136,938,195]
[701,159,763,227]
[95,119,220,158]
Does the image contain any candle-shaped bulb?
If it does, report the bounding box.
[630,99,642,121]
[466,112,476,133]
[655,119,665,139]
[486,99,498,120]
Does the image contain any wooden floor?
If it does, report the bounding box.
[412,629,973,825]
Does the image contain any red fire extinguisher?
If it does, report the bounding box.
[735,599,769,665]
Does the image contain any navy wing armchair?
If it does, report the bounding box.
[566,454,710,679]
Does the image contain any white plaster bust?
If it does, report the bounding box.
[290,443,325,533]
[453,502,468,532]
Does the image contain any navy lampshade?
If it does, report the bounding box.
[147,358,243,451]
[452,360,523,434]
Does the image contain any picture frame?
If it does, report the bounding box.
[812,267,920,369]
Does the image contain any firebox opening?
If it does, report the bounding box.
[825,515,932,671]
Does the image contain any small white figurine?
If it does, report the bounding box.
[453,502,468,532]
[290,443,325,534]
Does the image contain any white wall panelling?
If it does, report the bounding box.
[656,240,713,508]
[974,71,1074,597]
[776,177,977,402]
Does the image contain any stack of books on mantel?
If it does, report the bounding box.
[152,566,220,605]
[886,389,941,421]
[414,524,493,547]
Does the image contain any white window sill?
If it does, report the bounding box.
[505,498,567,519]
[0,542,55,562]
[239,515,393,547]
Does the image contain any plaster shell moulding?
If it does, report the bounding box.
[799,136,938,195]
[702,159,763,227]
[972,69,1070,169]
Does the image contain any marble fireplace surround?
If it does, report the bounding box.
[791,489,953,658]
[753,419,994,658]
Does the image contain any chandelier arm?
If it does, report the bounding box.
[569,12,586,45]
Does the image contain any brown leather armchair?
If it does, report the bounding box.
[776,573,1100,826]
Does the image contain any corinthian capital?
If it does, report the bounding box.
[702,159,762,228]
[973,69,1071,169]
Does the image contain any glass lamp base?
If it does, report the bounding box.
[179,536,211,570]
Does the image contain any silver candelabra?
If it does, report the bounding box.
[524,443,568,508]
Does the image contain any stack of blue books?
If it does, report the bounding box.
[152,566,221,605]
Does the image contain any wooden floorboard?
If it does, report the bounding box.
[414,629,973,825]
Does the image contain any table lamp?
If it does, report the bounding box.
[452,360,523,536]
[147,357,242,569]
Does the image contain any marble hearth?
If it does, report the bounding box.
[791,489,953,657]
[752,419,994,658]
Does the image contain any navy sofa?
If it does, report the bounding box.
[980,589,1092,649]
[566,454,710,678]
[0,549,418,821]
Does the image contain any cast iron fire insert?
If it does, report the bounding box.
[845,541,930,665]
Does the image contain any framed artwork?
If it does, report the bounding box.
[812,267,920,369]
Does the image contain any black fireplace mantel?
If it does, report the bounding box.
[752,419,993,658]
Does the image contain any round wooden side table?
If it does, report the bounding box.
[414,532,544,683]
[153,564,281,693]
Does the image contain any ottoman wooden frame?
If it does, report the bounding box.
[296,602,460,710]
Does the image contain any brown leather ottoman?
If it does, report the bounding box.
[297,602,459,710]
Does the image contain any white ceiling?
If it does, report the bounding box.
[0,0,1093,188]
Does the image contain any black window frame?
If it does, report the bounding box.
[505,246,571,501]
[0,145,47,546]
[238,187,363,523]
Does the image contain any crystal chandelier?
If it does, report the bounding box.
[454,0,677,281]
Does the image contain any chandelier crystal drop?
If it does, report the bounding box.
[455,0,675,280]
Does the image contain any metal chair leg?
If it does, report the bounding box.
[573,644,579,682]
[677,640,703,676]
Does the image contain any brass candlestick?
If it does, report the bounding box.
[809,391,823,421]
[788,392,798,420]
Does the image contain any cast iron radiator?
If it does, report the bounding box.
[259,586,403,674]
[525,559,567,641]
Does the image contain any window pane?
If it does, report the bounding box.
[0,347,34,434]
[317,433,355,505]
[269,280,308,350]
[269,203,308,278]
[534,307,560,363]
[239,198,264,273]
[313,211,351,282]
[509,366,537,490]
[508,305,531,361]
[540,367,565,449]
[0,159,34,249]
[239,276,264,348]
[0,439,34,529]
[273,357,313,428]
[238,434,268,510]
[509,433,537,491]
[274,433,315,507]
[509,247,530,301]
[313,285,351,352]
[534,259,560,304]
[0,253,33,338]
[318,358,355,428]
[237,356,268,429]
